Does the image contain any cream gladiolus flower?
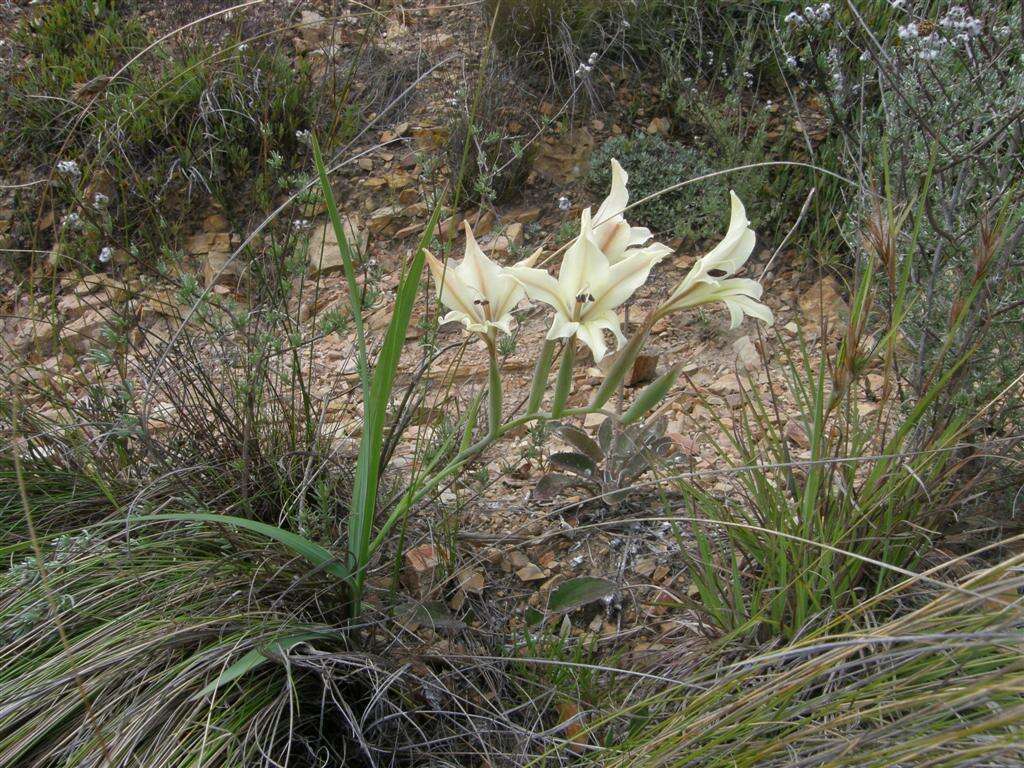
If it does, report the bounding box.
[507,209,663,362]
[425,222,534,337]
[656,191,773,328]
[592,159,674,265]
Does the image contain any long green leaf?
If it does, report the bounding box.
[194,632,326,700]
[621,364,681,424]
[312,135,370,394]
[549,577,617,612]
[129,513,349,582]
[348,206,443,607]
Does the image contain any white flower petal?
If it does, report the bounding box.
[576,323,609,362]
[701,191,755,277]
[663,192,755,310]
[560,208,609,299]
[664,277,772,327]
[455,222,504,301]
[595,159,629,231]
[507,266,572,318]
[591,248,661,314]
[547,315,580,341]
[599,221,633,262]
[585,308,626,348]
[426,249,481,324]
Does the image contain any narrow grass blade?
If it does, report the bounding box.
[194,632,327,700]
[348,206,443,606]
[129,513,350,582]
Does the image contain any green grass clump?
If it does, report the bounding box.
[2,0,328,270]
[590,555,1024,768]
[587,132,719,241]
[483,0,665,92]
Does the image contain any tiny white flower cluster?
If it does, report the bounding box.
[295,129,312,144]
[62,212,82,230]
[898,22,919,40]
[827,47,845,90]
[940,5,983,39]
[787,3,832,27]
[56,160,80,177]
[98,246,113,264]
[574,51,599,78]
[557,195,571,211]
[899,22,950,61]
[94,192,109,207]
[805,3,832,23]
[898,6,983,61]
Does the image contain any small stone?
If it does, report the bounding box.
[488,235,511,257]
[709,371,741,394]
[799,277,849,337]
[516,563,546,582]
[866,373,887,398]
[380,122,409,144]
[668,433,700,456]
[448,590,467,611]
[634,557,657,578]
[508,550,530,569]
[62,288,102,319]
[505,222,523,248]
[59,309,106,353]
[368,205,401,235]
[307,215,366,276]
[357,157,374,171]
[473,210,496,237]
[394,222,424,238]
[386,172,413,190]
[438,213,462,239]
[647,116,671,136]
[203,249,242,289]
[511,207,542,224]
[627,353,659,387]
[403,544,440,595]
[457,568,486,594]
[297,10,329,47]
[557,701,589,753]
[732,335,761,371]
[784,419,811,449]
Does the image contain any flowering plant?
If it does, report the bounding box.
[312,135,774,612]
[427,158,772,422]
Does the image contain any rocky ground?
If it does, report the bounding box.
[2,1,865,657]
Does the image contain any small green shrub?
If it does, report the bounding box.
[4,0,148,160]
[587,132,718,241]
[3,2,329,271]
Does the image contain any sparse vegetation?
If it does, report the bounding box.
[2,1,1022,766]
